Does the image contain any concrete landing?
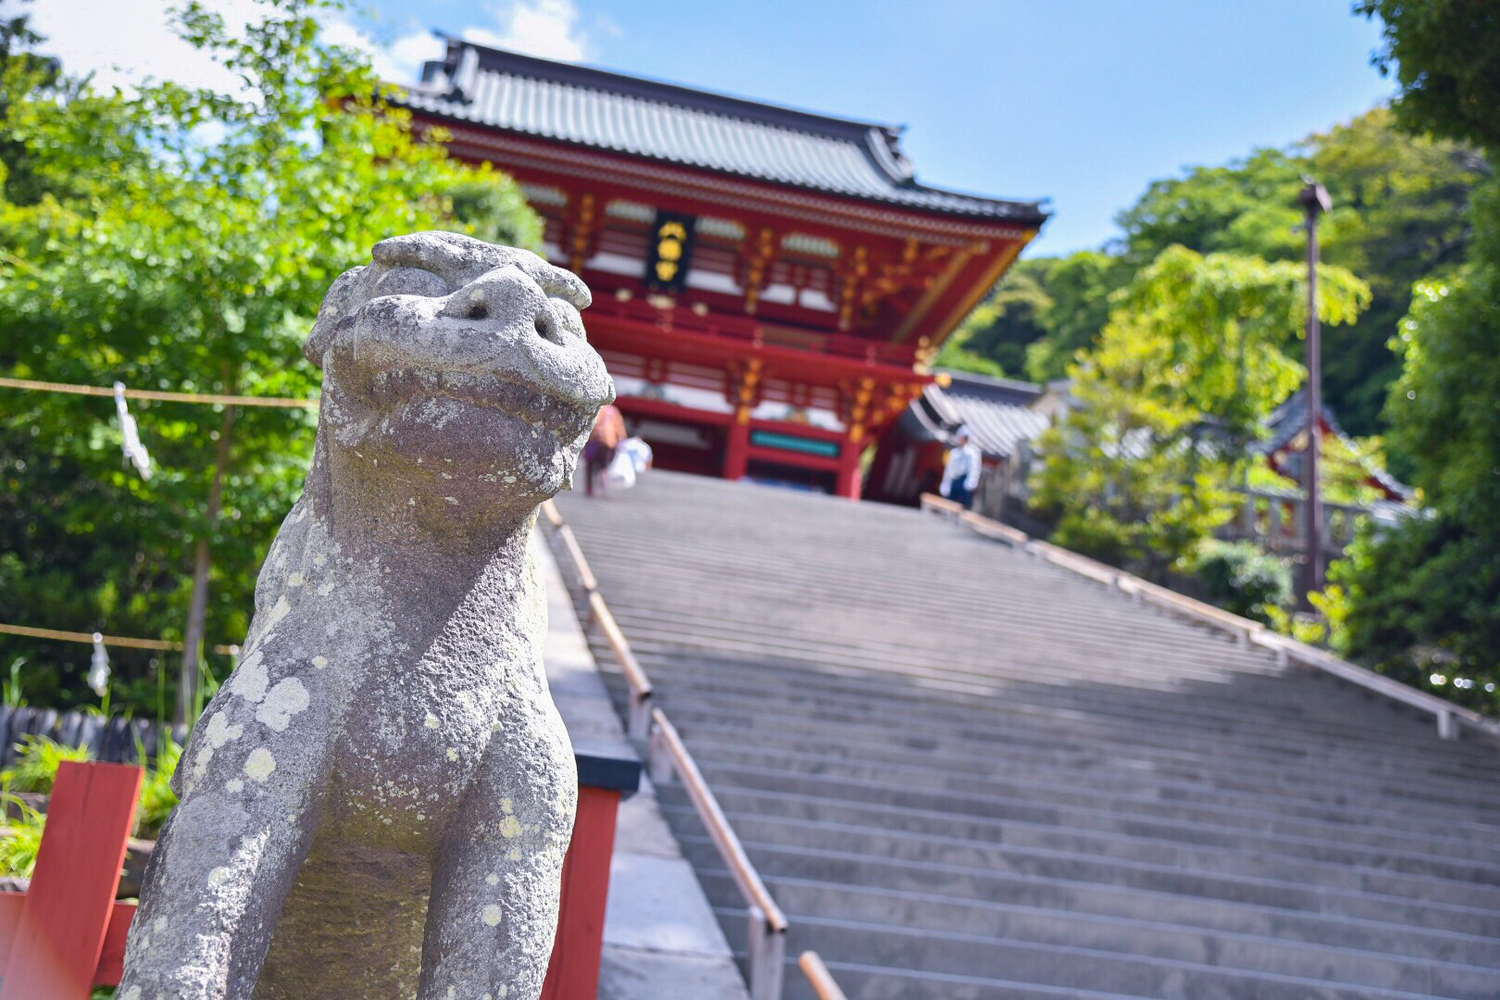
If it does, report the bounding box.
[540,530,750,1000]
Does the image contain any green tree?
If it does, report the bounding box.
[1331,253,1500,713]
[1322,0,1500,713]
[936,258,1052,377]
[1023,251,1133,382]
[1029,246,1368,578]
[1356,0,1500,152]
[0,0,540,719]
[1113,109,1484,443]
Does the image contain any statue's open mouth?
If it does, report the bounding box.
[370,368,598,442]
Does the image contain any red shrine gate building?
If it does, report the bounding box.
[401,40,1047,498]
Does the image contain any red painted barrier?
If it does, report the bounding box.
[541,785,622,999]
[0,761,141,999]
[0,762,627,999]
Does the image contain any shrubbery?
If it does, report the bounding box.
[1192,541,1293,625]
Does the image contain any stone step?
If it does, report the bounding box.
[755,908,1475,999]
[694,869,1500,975]
[612,667,1500,814]
[624,675,1500,819]
[651,761,1500,891]
[549,474,1500,997]
[594,631,1486,781]
[664,797,1500,916]
[673,829,1500,943]
[680,756,1500,873]
[669,732,1500,861]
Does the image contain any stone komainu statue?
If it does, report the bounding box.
[118,233,615,999]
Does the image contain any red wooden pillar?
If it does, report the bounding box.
[539,785,623,1000]
[0,761,141,1000]
[723,412,750,481]
[835,438,865,500]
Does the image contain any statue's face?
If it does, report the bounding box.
[305,233,614,508]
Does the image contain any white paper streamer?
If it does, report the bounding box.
[88,631,111,697]
[113,381,153,479]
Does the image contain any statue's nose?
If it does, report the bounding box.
[439,265,565,345]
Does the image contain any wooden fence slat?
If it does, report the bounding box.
[0,761,142,1000]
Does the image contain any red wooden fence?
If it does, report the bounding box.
[0,762,624,999]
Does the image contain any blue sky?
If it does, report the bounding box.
[24,0,1396,256]
[351,0,1396,255]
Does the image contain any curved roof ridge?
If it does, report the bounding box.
[444,36,903,140]
[405,37,1048,224]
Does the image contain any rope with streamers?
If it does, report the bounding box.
[0,375,318,409]
[0,622,240,656]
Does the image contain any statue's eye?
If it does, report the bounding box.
[373,266,451,299]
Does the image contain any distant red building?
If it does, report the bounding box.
[399,40,1046,497]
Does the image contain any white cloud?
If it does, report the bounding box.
[1,0,596,93]
[462,0,591,64]
[318,17,441,84]
[1,0,259,93]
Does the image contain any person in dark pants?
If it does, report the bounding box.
[940,426,981,509]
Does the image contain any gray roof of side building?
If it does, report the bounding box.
[400,38,1048,225]
[921,369,1050,460]
[1257,388,1413,500]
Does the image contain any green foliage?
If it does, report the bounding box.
[1029,246,1369,578]
[1318,1,1500,714]
[1357,0,1500,154]
[0,0,541,714]
[1193,540,1293,624]
[1023,252,1133,382]
[0,793,46,879]
[0,732,179,881]
[134,732,180,837]
[938,259,1053,377]
[0,735,91,793]
[1331,247,1500,713]
[1114,107,1483,444]
[959,108,1482,448]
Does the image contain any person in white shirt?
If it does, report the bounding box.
[940,426,982,509]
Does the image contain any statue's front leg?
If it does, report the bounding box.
[120,672,339,1000]
[419,707,578,1000]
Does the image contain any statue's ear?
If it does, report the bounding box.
[304,266,367,367]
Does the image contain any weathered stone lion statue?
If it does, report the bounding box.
[119,233,614,999]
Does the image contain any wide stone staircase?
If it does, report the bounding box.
[553,471,1500,999]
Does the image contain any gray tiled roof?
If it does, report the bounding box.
[922,369,1050,459]
[1258,389,1413,500]
[400,39,1047,224]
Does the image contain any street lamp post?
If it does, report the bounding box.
[1299,178,1331,600]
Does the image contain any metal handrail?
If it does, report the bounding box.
[543,498,795,999]
[921,499,1498,744]
[797,951,848,1000]
[587,592,654,738]
[650,707,787,1000]
[540,500,652,737]
[556,524,598,593]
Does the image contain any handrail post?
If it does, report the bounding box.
[627,689,653,741]
[746,905,786,1000]
[1437,711,1458,741]
[648,721,674,786]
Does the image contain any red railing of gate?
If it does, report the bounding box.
[0,760,627,1000]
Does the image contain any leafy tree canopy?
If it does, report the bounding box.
[1029,246,1369,578]
[955,107,1483,449]
[0,0,541,717]
[1321,0,1500,714]
[1356,0,1500,154]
